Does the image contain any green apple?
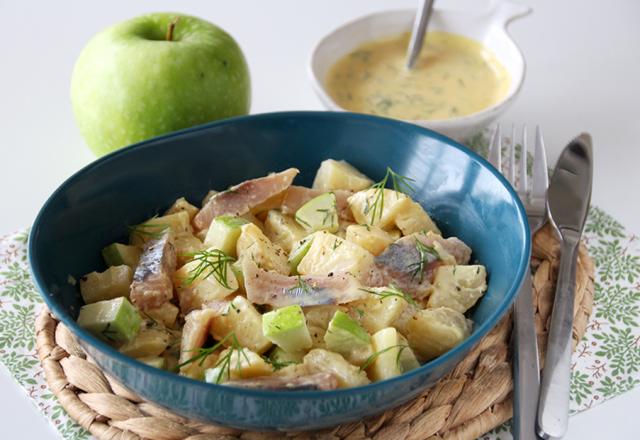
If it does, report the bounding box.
[71,13,251,156]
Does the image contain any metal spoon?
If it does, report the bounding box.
[405,0,436,69]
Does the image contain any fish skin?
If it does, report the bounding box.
[193,168,299,231]
[130,233,177,311]
[179,308,218,364]
[425,233,472,265]
[178,308,224,377]
[242,259,366,307]
[365,232,471,299]
[281,186,354,222]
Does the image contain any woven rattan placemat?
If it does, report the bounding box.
[34,224,594,440]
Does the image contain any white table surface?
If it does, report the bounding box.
[1,0,638,438]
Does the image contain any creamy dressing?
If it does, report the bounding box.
[326,31,511,120]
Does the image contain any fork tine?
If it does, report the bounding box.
[518,124,528,195]
[531,126,549,199]
[509,124,516,183]
[488,124,502,169]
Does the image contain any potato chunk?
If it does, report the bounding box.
[303,349,370,388]
[367,327,403,381]
[264,210,306,253]
[209,296,272,354]
[394,201,441,235]
[345,224,395,255]
[304,304,343,348]
[80,265,133,304]
[165,197,199,221]
[406,307,472,360]
[174,252,239,313]
[119,327,171,358]
[236,223,289,275]
[205,348,272,383]
[312,159,373,192]
[129,211,192,246]
[349,289,409,334]
[144,302,180,328]
[296,231,374,279]
[174,233,204,266]
[427,265,487,313]
[348,189,412,229]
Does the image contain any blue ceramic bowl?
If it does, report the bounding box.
[29,111,529,431]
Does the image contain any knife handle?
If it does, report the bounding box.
[537,230,580,439]
[513,270,541,440]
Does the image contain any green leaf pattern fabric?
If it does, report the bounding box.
[0,230,89,439]
[0,205,638,439]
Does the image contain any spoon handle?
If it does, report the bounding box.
[405,0,435,69]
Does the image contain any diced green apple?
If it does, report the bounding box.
[295,192,339,233]
[77,297,142,343]
[288,236,314,275]
[231,260,244,289]
[397,334,420,372]
[324,310,372,366]
[204,215,249,256]
[101,243,142,268]
[269,346,304,364]
[262,305,312,352]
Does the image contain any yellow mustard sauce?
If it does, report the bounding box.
[326,31,511,120]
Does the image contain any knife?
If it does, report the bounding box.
[537,134,593,439]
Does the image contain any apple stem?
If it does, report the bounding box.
[166,17,180,41]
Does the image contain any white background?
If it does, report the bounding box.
[0,0,638,438]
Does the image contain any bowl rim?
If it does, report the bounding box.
[29,110,531,400]
[307,8,528,126]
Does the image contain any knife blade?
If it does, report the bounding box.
[537,134,593,439]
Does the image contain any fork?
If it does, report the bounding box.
[488,124,549,440]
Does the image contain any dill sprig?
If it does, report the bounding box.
[360,344,410,371]
[177,332,234,369]
[182,249,235,288]
[140,311,158,328]
[295,213,311,228]
[127,217,169,240]
[364,167,415,224]
[100,323,118,342]
[178,332,250,385]
[286,275,313,296]
[407,239,440,282]
[316,208,335,227]
[360,284,418,307]
[209,334,251,384]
